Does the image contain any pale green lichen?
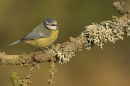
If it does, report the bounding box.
[81,20,124,49]
[10,72,27,86]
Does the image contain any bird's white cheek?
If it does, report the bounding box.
[47,26,57,30]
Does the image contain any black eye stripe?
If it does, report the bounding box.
[51,24,56,26]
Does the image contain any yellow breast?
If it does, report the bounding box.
[25,30,58,48]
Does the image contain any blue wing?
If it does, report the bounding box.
[21,31,50,41]
[21,23,51,41]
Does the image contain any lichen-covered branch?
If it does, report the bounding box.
[113,1,130,14]
[0,1,130,66]
[47,59,58,86]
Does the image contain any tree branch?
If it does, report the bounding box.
[0,1,130,66]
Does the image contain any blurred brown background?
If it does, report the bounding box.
[0,0,130,86]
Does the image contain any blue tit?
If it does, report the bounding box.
[9,19,59,49]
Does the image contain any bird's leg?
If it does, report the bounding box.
[38,48,42,51]
[38,48,44,53]
[38,47,49,52]
[45,47,50,50]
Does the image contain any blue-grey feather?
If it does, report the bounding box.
[21,31,50,41]
[8,40,21,46]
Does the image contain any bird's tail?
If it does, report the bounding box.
[8,40,21,46]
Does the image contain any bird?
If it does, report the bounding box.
[9,19,59,50]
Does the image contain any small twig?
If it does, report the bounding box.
[47,58,58,86]
[10,72,27,86]
[26,66,34,84]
